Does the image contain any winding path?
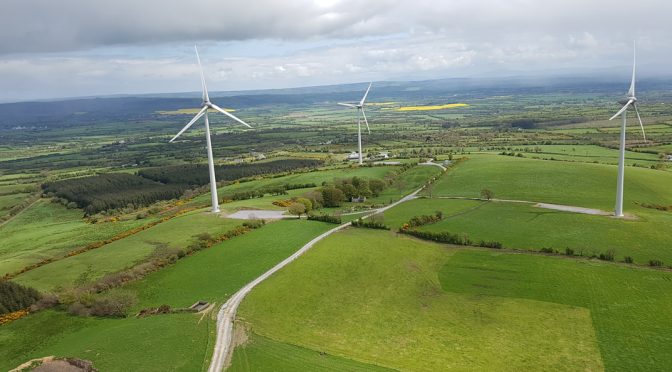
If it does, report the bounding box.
[207,189,422,372]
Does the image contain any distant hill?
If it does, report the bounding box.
[0,76,670,129]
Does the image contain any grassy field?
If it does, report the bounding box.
[0,310,212,372]
[429,154,672,211]
[13,211,242,292]
[127,219,334,309]
[441,249,672,371]
[0,200,156,276]
[237,229,604,371]
[229,333,393,371]
[384,198,672,263]
[495,144,663,167]
[366,165,441,204]
[1,219,335,371]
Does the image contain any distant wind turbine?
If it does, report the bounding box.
[169,46,252,213]
[338,83,373,165]
[608,41,646,218]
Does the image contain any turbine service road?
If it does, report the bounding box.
[207,188,422,372]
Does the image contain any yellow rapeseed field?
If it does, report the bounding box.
[156,108,236,115]
[396,103,469,111]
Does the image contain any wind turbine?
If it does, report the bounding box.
[608,41,646,218]
[169,46,252,213]
[338,83,372,165]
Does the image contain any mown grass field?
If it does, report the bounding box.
[0,200,156,276]
[384,198,672,263]
[441,249,672,372]
[127,219,334,309]
[1,219,335,371]
[237,229,604,371]
[229,333,393,372]
[429,154,672,211]
[13,211,242,292]
[0,310,212,372]
[491,144,663,167]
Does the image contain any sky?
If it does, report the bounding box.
[1,0,671,102]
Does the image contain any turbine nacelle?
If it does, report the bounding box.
[618,97,636,106]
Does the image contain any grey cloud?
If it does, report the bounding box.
[1,0,395,54]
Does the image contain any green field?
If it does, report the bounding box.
[0,200,156,276]
[1,219,335,371]
[0,310,212,372]
[190,165,401,206]
[441,249,672,371]
[500,144,662,167]
[384,198,672,263]
[127,219,334,309]
[13,211,241,291]
[430,154,672,211]
[237,229,604,371]
[229,333,393,371]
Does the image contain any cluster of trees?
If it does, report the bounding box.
[42,173,188,215]
[315,176,388,208]
[138,159,323,186]
[66,290,137,318]
[0,280,41,314]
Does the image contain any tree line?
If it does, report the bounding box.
[138,159,324,186]
[42,173,188,215]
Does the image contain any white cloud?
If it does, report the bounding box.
[0,0,671,101]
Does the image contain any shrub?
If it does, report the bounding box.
[565,248,575,256]
[351,216,390,230]
[242,219,265,229]
[30,293,60,312]
[399,229,472,246]
[307,214,342,224]
[478,240,503,249]
[480,188,494,200]
[89,291,137,317]
[539,247,555,254]
[624,256,634,264]
[407,212,443,227]
[649,259,664,267]
[598,250,615,262]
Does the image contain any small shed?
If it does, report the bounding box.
[189,301,210,312]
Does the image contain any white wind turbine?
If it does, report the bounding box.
[169,46,252,213]
[609,41,646,218]
[338,83,373,165]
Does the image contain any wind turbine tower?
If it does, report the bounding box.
[609,42,646,218]
[338,83,373,165]
[169,46,252,213]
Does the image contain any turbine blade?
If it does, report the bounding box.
[337,102,357,108]
[361,108,370,134]
[633,103,646,141]
[169,106,207,142]
[628,41,636,97]
[609,100,633,121]
[195,46,210,103]
[360,82,372,105]
[209,103,252,128]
